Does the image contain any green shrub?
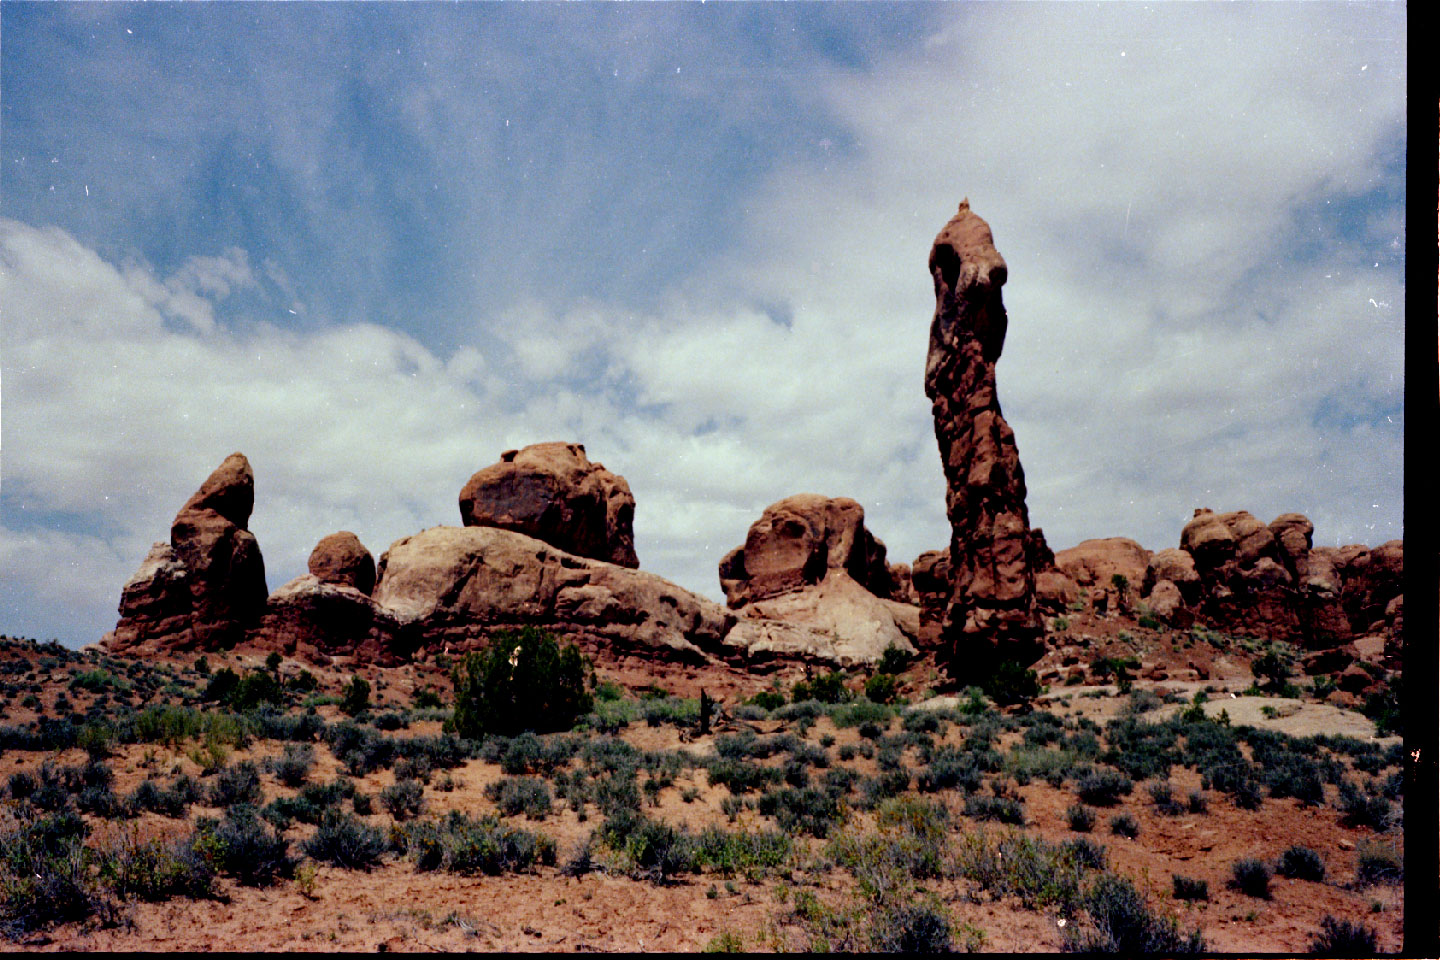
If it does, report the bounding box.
[201,668,240,704]
[746,690,785,712]
[693,826,791,877]
[1338,779,1391,830]
[1066,804,1096,832]
[1171,874,1208,901]
[982,660,1041,706]
[378,779,425,821]
[449,628,591,738]
[1309,915,1378,955]
[878,643,913,676]
[1075,770,1133,807]
[99,834,214,902]
[128,775,199,819]
[485,777,552,820]
[1108,814,1139,839]
[706,759,782,795]
[758,787,845,838]
[965,795,1025,825]
[1355,839,1402,886]
[1361,676,1402,737]
[864,674,899,705]
[0,811,112,938]
[1063,873,1205,953]
[340,676,371,716]
[230,670,284,711]
[6,771,36,801]
[191,805,293,886]
[1148,781,1183,816]
[1276,845,1325,882]
[208,760,263,808]
[301,810,386,870]
[830,699,894,729]
[859,768,912,809]
[793,672,850,705]
[270,743,316,788]
[602,809,697,882]
[1249,648,1294,693]
[1230,857,1271,898]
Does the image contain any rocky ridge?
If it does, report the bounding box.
[100,201,1403,696]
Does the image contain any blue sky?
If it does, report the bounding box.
[1,3,1406,647]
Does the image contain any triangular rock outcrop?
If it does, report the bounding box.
[104,452,268,655]
[922,200,1048,676]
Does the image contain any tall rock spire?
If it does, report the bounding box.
[923,200,1045,677]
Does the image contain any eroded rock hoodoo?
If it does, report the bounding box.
[922,200,1047,677]
[718,495,918,668]
[105,453,268,655]
[105,445,731,668]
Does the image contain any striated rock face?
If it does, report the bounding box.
[308,532,376,595]
[105,453,268,654]
[458,442,638,568]
[922,200,1045,672]
[718,495,894,607]
[373,526,730,663]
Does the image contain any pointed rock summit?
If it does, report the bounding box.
[923,200,1047,676]
[105,452,268,654]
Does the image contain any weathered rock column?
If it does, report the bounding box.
[923,200,1045,676]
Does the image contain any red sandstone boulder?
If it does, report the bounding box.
[1145,548,1201,602]
[104,453,268,655]
[922,200,1044,672]
[1146,579,1190,626]
[373,526,729,663]
[716,495,916,668]
[1339,540,1403,634]
[458,442,639,568]
[887,563,918,605]
[1055,538,1151,593]
[718,495,894,607]
[308,531,376,595]
[1035,570,1080,612]
[1268,513,1313,572]
[255,575,400,667]
[1180,509,1236,570]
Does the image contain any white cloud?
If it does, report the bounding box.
[0,5,1405,647]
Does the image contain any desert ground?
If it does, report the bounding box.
[0,608,1406,954]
